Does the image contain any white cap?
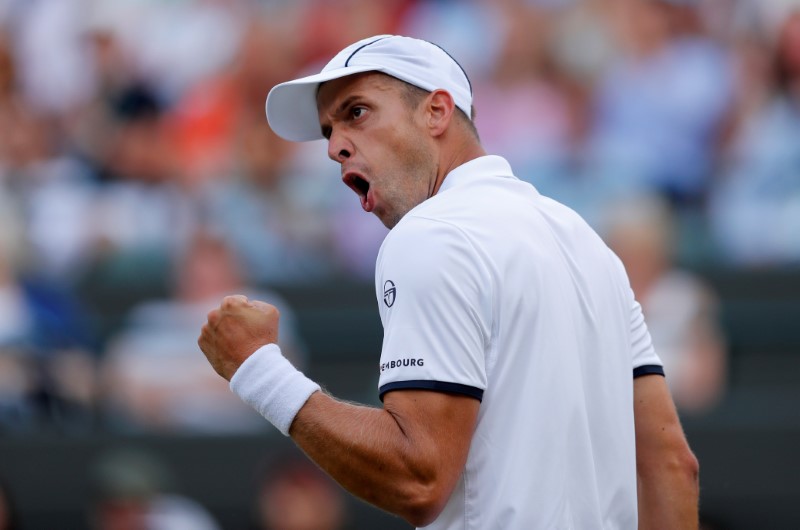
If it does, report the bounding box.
[265,34,473,142]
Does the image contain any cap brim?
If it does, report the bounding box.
[266,64,381,142]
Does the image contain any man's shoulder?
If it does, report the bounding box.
[381,210,470,257]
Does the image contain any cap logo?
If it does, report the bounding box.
[344,36,392,67]
[342,36,472,96]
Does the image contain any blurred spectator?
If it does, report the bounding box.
[69,81,195,325]
[298,0,411,67]
[550,0,620,86]
[0,23,96,281]
[254,450,347,530]
[135,11,342,284]
[10,0,94,115]
[400,0,503,78]
[603,195,728,414]
[0,478,19,530]
[83,86,194,291]
[0,196,29,349]
[471,2,577,184]
[709,8,800,266]
[583,0,735,205]
[89,447,220,530]
[198,115,338,285]
[99,230,306,433]
[0,186,97,433]
[165,13,300,189]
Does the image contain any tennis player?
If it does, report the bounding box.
[198,35,699,529]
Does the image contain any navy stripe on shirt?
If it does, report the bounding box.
[379,380,484,402]
[633,364,665,378]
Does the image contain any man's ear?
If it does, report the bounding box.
[426,89,456,137]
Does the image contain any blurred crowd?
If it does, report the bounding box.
[0,444,348,530]
[0,0,797,435]
[84,445,347,530]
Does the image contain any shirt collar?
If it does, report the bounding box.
[437,155,517,194]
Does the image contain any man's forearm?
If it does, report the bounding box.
[634,376,700,530]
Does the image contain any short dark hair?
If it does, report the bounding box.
[391,76,480,140]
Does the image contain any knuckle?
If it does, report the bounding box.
[222,294,247,310]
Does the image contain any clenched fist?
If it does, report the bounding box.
[198,294,280,381]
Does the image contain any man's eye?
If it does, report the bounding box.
[351,106,366,119]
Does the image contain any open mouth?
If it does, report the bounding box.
[352,175,370,196]
[343,171,370,199]
[343,172,373,212]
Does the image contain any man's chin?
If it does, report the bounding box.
[378,210,401,230]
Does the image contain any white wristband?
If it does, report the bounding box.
[229,343,320,436]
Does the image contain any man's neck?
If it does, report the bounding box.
[431,140,487,197]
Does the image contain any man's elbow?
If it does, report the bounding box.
[640,444,700,488]
[683,448,700,488]
[668,444,700,487]
[398,480,451,527]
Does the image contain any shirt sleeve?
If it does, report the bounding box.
[629,293,664,378]
[375,215,490,401]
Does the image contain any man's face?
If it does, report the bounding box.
[317,73,437,229]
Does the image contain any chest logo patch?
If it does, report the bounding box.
[383,280,396,308]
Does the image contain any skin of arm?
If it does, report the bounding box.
[199,295,480,527]
[291,389,479,527]
[634,374,700,529]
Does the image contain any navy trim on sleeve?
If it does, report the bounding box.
[379,381,484,402]
[633,365,665,378]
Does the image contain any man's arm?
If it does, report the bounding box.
[198,295,480,527]
[634,374,700,529]
[290,389,479,527]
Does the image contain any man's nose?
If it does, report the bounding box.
[327,130,352,163]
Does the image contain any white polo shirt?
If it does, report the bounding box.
[375,156,663,530]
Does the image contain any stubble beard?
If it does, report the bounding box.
[380,133,437,230]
